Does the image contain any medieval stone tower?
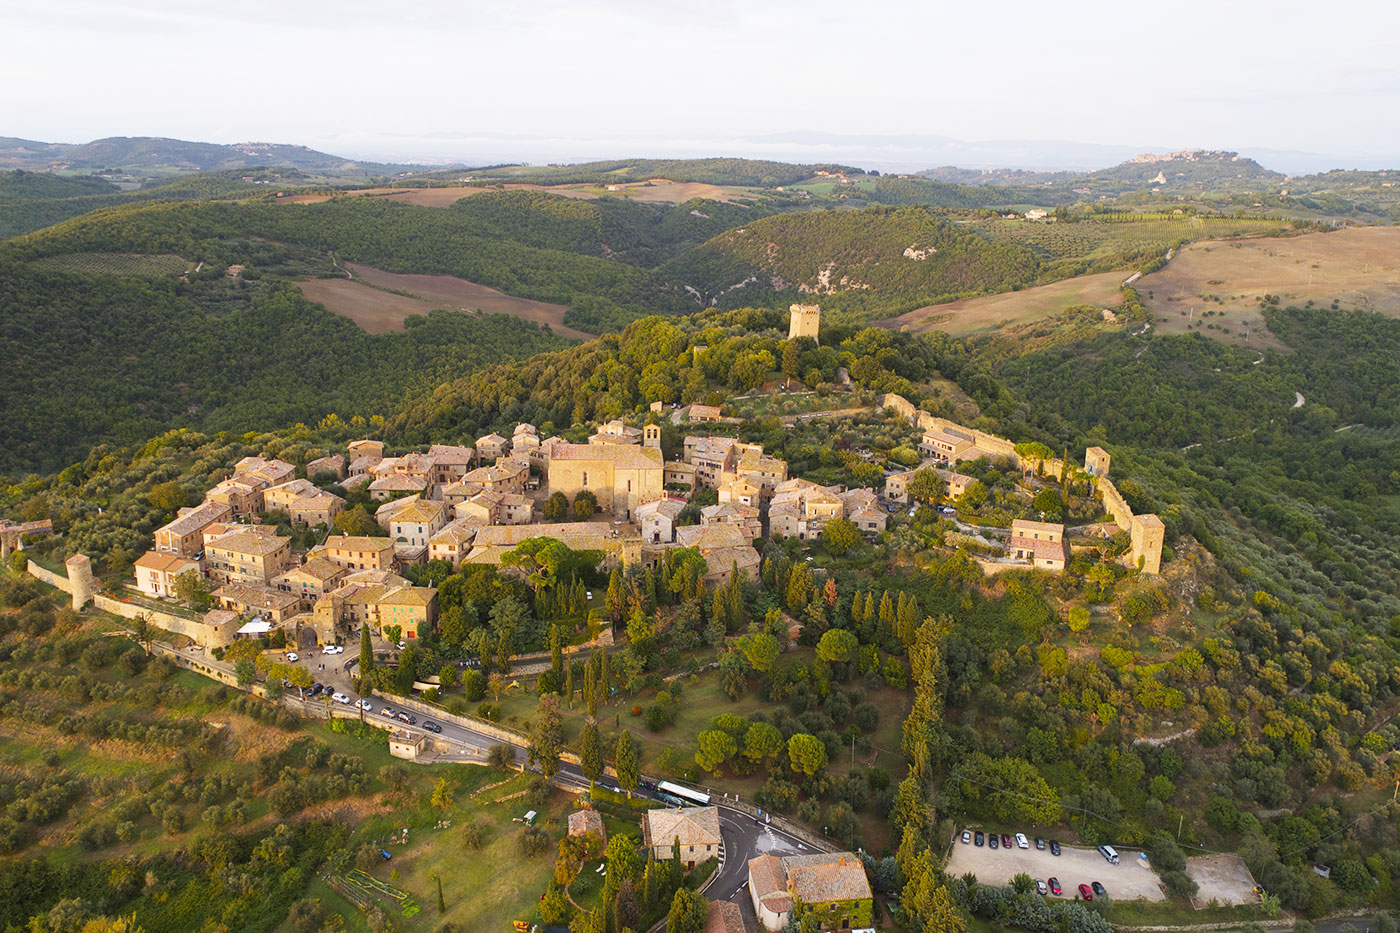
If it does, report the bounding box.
[1129,514,1165,575]
[788,303,820,343]
[65,553,96,611]
[1084,446,1111,477]
[643,424,661,450]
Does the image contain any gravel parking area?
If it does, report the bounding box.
[945,832,1166,902]
[1186,854,1260,907]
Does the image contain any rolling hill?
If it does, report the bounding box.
[660,205,1040,309]
[0,135,424,176]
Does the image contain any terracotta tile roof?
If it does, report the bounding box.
[134,551,198,574]
[213,583,300,612]
[704,900,744,933]
[369,474,428,492]
[747,854,792,913]
[645,806,721,847]
[568,809,604,837]
[206,529,289,556]
[1011,518,1064,535]
[783,852,871,904]
[157,501,229,537]
[551,443,663,469]
[376,585,436,607]
[391,499,446,524]
[320,534,394,553]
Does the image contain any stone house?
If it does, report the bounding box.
[748,852,872,933]
[389,498,448,550]
[463,461,528,495]
[233,456,296,487]
[313,534,395,572]
[637,497,686,545]
[688,404,723,422]
[589,419,643,445]
[768,479,844,541]
[642,807,721,868]
[368,473,428,501]
[567,808,606,855]
[918,427,973,462]
[154,501,231,556]
[664,460,697,489]
[305,454,346,481]
[428,519,480,570]
[1007,518,1067,571]
[699,502,762,543]
[475,433,510,462]
[212,583,301,624]
[204,527,291,585]
[271,556,347,610]
[204,477,267,518]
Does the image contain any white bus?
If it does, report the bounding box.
[656,780,711,807]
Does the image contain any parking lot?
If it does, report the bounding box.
[945,832,1166,902]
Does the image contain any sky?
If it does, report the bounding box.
[5,0,1400,172]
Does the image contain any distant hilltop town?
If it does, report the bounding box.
[1130,149,1240,164]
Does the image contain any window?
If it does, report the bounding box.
[582,472,588,487]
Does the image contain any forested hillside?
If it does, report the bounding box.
[0,258,569,473]
[388,307,938,445]
[661,205,1040,312]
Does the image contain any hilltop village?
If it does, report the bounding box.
[16,306,1169,660]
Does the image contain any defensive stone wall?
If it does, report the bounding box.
[1098,477,1134,531]
[26,560,71,592]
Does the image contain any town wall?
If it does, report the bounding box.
[1098,477,1134,531]
[27,560,71,592]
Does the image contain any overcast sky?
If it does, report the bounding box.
[5,0,1399,171]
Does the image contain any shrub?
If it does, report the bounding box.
[518,826,551,857]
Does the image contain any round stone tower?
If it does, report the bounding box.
[64,553,96,611]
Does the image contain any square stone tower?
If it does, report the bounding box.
[788,304,821,343]
[1130,514,1165,575]
[644,424,661,450]
[1085,446,1111,477]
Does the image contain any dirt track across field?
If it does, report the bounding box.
[878,272,1126,335]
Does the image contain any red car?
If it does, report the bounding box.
[1002,834,1012,849]
[1078,883,1093,901]
[1049,878,1062,896]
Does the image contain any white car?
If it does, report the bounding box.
[1016,833,1029,849]
[397,641,406,650]
[285,652,299,662]
[355,699,373,712]
[331,645,345,655]
[331,692,350,704]
[322,645,339,655]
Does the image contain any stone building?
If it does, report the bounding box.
[1007,519,1067,572]
[1130,513,1165,575]
[154,501,231,556]
[547,443,664,522]
[788,303,820,342]
[1085,446,1111,477]
[642,807,721,868]
[748,852,872,933]
[205,527,292,585]
[312,534,395,572]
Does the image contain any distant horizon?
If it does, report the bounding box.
[7,128,1399,178]
[7,0,1398,178]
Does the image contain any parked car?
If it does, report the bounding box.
[1001,834,1012,849]
[355,699,373,712]
[380,708,395,718]
[309,683,324,697]
[1015,833,1029,849]
[1091,882,1106,898]
[379,848,391,861]
[397,711,417,725]
[396,641,406,650]
[1036,880,1047,896]
[324,645,343,655]
[974,831,984,847]
[961,830,971,844]
[1048,878,1062,896]
[286,652,298,662]
[1078,884,1093,901]
[988,834,998,850]
[423,721,442,734]
[331,692,350,704]
[1035,838,1046,850]
[1049,840,1061,856]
